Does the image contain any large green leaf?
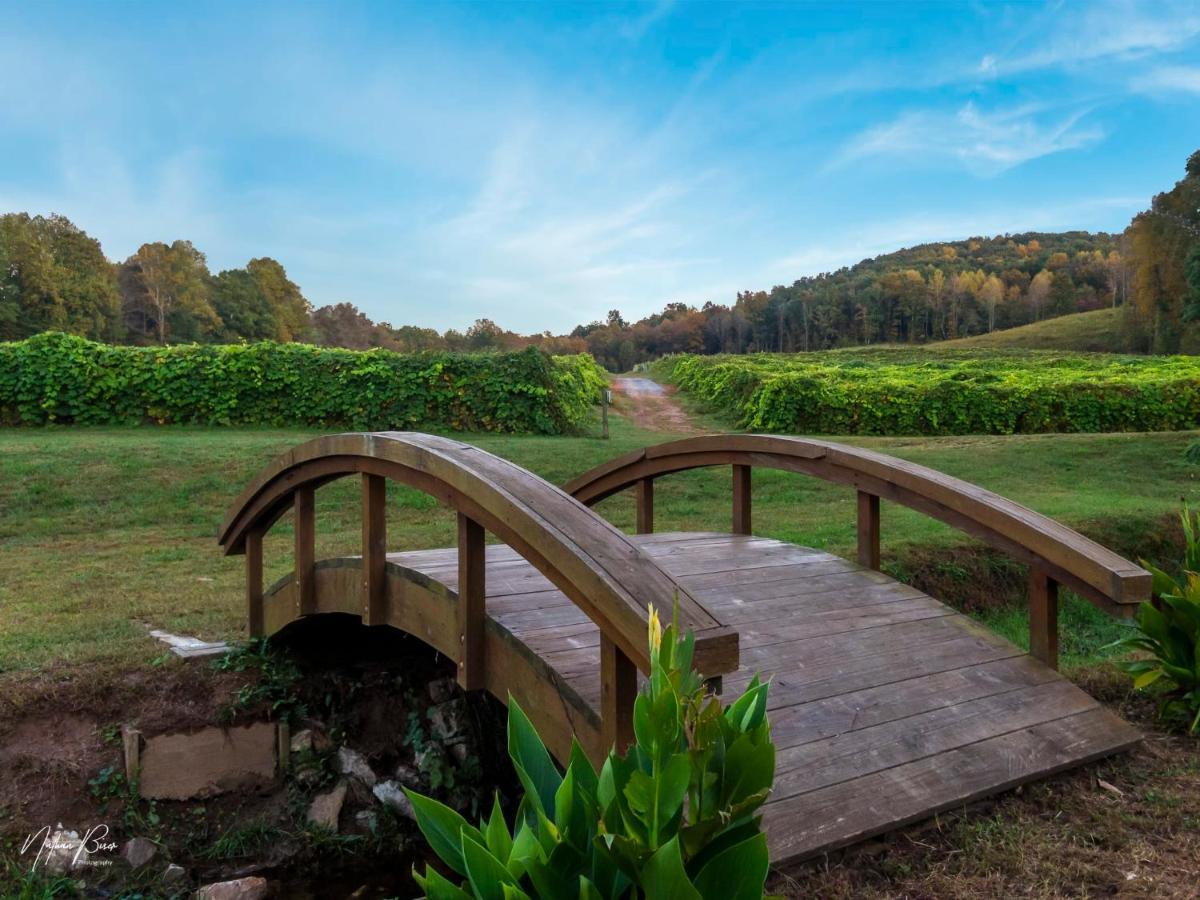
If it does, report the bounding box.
[413,865,472,900]
[508,695,563,817]
[462,833,520,900]
[405,788,485,876]
[485,792,513,865]
[691,832,769,900]
[640,836,703,900]
[625,753,691,846]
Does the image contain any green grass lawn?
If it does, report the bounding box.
[2,417,1198,679]
[938,307,1129,352]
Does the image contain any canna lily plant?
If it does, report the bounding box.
[1107,507,1200,733]
[405,600,776,899]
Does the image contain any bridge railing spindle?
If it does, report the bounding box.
[636,478,654,534]
[362,474,387,625]
[600,633,637,754]
[294,485,316,616]
[1029,568,1059,670]
[457,513,486,690]
[246,527,264,637]
[857,490,880,571]
[732,464,752,535]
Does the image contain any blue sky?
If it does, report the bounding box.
[1,1,1197,333]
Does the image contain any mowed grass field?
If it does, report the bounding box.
[2,416,1198,680]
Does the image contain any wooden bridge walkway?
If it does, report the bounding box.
[219,432,1147,866]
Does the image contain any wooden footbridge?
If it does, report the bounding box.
[219,432,1146,864]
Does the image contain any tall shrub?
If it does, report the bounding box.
[0,332,605,434]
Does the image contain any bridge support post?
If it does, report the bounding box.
[457,513,486,690]
[1029,568,1059,670]
[246,528,264,638]
[732,465,752,535]
[600,634,637,754]
[362,474,387,625]
[294,485,316,616]
[636,478,654,534]
[857,491,880,571]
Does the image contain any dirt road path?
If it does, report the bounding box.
[610,376,702,434]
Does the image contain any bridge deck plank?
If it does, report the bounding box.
[385,531,1138,867]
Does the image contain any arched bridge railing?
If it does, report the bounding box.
[565,434,1151,671]
[218,432,738,756]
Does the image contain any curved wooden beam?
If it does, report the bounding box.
[564,434,1151,616]
[219,432,737,677]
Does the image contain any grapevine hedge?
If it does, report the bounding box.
[0,332,607,434]
[658,349,1200,436]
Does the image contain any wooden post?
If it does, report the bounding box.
[361,474,387,625]
[732,464,752,535]
[636,478,654,535]
[1029,568,1059,670]
[457,513,486,690]
[246,528,264,637]
[294,485,315,616]
[857,491,880,570]
[602,388,611,440]
[600,634,637,754]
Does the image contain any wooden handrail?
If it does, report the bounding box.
[219,433,739,698]
[565,434,1152,671]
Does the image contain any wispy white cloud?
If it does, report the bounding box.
[832,101,1105,176]
[977,1,1200,77]
[1133,65,1200,95]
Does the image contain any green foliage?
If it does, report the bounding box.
[1108,507,1200,732]
[662,348,1200,436]
[0,332,605,434]
[213,638,308,725]
[407,604,775,899]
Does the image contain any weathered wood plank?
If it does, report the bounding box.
[763,706,1139,862]
[771,679,1099,801]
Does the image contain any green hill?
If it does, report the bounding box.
[937,308,1128,353]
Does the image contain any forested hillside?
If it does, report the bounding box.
[3,149,1197,368]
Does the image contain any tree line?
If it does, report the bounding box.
[3,148,1196,366]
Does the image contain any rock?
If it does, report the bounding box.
[428,699,469,743]
[307,781,348,830]
[394,762,423,787]
[448,742,472,765]
[163,863,188,886]
[336,747,377,787]
[293,762,321,787]
[289,729,313,754]
[122,836,158,868]
[353,810,378,833]
[371,780,415,819]
[194,876,269,900]
[427,677,457,704]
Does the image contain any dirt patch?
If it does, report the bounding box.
[611,376,702,434]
